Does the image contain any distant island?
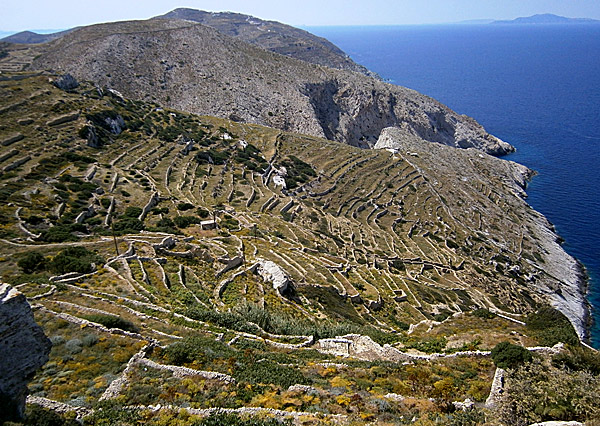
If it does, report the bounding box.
[492,13,600,25]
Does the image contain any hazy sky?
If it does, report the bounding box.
[2,0,600,31]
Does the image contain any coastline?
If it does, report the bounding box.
[516,159,592,344]
[509,155,591,344]
[529,206,591,341]
[576,259,593,343]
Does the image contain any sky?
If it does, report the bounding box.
[2,0,600,31]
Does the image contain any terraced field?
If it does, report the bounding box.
[0,72,593,424]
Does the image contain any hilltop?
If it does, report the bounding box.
[155,8,374,76]
[0,29,73,44]
[0,72,595,425]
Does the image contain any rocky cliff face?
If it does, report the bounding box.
[0,284,51,421]
[27,18,513,155]
[154,8,374,77]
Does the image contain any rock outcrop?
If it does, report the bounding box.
[51,73,79,91]
[375,125,514,161]
[0,284,51,421]
[256,259,291,294]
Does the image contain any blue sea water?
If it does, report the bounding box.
[309,24,600,346]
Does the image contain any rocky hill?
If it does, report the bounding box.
[0,17,513,155]
[0,29,73,44]
[155,8,374,76]
[0,72,595,425]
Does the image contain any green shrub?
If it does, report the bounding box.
[472,308,496,319]
[100,198,112,209]
[49,246,104,275]
[150,217,178,234]
[195,149,229,165]
[448,407,486,426]
[177,202,195,211]
[192,412,290,426]
[221,216,239,230]
[173,215,202,228]
[552,345,600,374]
[19,404,79,426]
[64,151,95,165]
[234,360,308,389]
[163,336,235,365]
[526,306,579,346]
[123,206,142,218]
[84,314,138,333]
[112,217,144,233]
[405,337,448,354]
[39,225,79,243]
[499,358,600,424]
[186,307,260,335]
[491,341,532,369]
[17,252,47,274]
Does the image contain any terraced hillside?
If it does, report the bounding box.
[0,73,596,425]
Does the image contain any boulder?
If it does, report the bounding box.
[0,284,51,422]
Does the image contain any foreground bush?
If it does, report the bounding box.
[17,252,46,274]
[497,358,600,425]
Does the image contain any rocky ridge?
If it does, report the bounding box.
[7,17,514,155]
[154,8,374,76]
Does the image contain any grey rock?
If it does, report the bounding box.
[0,284,51,421]
[52,73,79,91]
[104,114,125,134]
[83,123,101,148]
[217,256,244,276]
[256,259,291,294]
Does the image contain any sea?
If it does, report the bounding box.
[308,24,600,347]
